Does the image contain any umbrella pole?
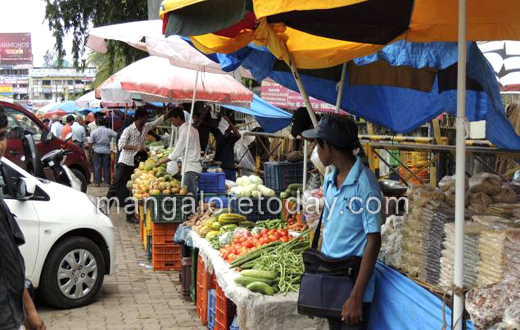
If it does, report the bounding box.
[335,63,347,114]
[287,52,318,128]
[181,67,200,188]
[453,0,467,329]
[169,124,175,149]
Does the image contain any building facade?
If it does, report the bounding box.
[0,33,33,105]
[28,67,96,107]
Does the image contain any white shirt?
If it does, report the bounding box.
[88,122,98,134]
[50,121,63,138]
[118,116,165,166]
[167,122,202,174]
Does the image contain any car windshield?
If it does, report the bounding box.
[3,105,43,140]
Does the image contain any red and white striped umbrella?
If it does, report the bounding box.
[96,56,253,106]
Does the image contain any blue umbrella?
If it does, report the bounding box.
[50,101,79,114]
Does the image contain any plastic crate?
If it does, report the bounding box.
[229,195,282,222]
[230,316,239,330]
[263,161,310,192]
[180,242,192,258]
[208,289,216,330]
[179,257,192,302]
[190,248,199,303]
[215,284,236,330]
[196,255,209,325]
[149,195,194,223]
[198,172,226,193]
[151,223,179,245]
[281,199,303,223]
[152,245,181,271]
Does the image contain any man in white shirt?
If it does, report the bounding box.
[50,115,63,138]
[107,107,174,222]
[158,107,202,197]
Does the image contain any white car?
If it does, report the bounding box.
[1,157,117,309]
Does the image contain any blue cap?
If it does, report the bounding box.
[302,115,359,148]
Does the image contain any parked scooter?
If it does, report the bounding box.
[23,133,82,191]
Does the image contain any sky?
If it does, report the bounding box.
[0,0,75,67]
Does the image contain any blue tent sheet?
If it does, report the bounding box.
[368,263,474,330]
[234,41,520,151]
[220,94,292,133]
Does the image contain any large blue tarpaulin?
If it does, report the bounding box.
[220,94,292,133]
[368,262,474,330]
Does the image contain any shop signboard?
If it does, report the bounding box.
[260,81,337,112]
[0,33,32,66]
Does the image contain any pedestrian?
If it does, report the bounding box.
[0,107,46,330]
[302,116,382,330]
[87,113,99,134]
[50,114,62,138]
[71,116,87,147]
[107,107,174,222]
[42,118,50,130]
[61,115,74,140]
[211,114,241,181]
[158,107,202,197]
[89,117,117,187]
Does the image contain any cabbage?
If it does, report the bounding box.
[259,185,276,197]
[241,187,252,197]
[240,177,252,187]
[249,175,263,185]
[247,183,259,192]
[251,191,262,198]
[234,186,244,196]
[236,177,244,186]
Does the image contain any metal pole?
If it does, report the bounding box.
[335,63,347,113]
[286,51,318,128]
[303,139,308,191]
[453,0,467,328]
[181,67,200,187]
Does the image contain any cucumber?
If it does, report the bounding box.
[234,276,273,287]
[241,269,277,281]
[285,188,294,197]
[280,192,289,200]
[288,184,303,191]
[223,224,237,231]
[246,282,274,295]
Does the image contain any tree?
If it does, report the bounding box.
[43,0,148,71]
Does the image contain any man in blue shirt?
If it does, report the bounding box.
[303,116,382,330]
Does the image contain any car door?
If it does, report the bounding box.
[3,105,44,169]
[1,162,40,279]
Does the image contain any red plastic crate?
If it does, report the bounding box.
[151,223,179,245]
[139,216,144,240]
[215,283,236,330]
[196,255,209,325]
[152,245,181,271]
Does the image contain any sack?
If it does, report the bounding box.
[297,212,361,319]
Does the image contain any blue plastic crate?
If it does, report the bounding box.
[230,316,239,330]
[263,161,311,193]
[208,289,216,330]
[229,194,282,222]
[203,195,228,208]
[199,172,226,193]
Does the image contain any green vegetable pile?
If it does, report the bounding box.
[232,230,309,295]
[254,219,286,229]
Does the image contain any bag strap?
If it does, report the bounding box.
[311,211,325,249]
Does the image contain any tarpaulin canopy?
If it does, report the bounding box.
[232,41,520,150]
[220,94,292,133]
[75,90,98,108]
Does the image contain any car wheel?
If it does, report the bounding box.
[71,168,88,192]
[39,237,105,309]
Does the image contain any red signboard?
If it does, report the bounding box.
[0,33,32,66]
[260,80,338,112]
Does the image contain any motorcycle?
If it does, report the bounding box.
[23,133,82,191]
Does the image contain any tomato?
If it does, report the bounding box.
[254,233,261,240]
[268,235,277,242]
[268,228,276,236]
[274,232,281,240]
[240,247,248,254]
[245,231,252,237]
[254,241,262,248]
[279,229,288,236]
[260,228,268,236]
[245,241,254,249]
[280,236,289,243]
[228,253,236,259]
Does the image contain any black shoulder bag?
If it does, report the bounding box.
[297,211,362,319]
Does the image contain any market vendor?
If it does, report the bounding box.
[210,114,241,181]
[107,107,174,222]
[157,107,202,197]
[302,116,382,330]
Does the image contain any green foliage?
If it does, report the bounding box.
[241,78,260,89]
[43,0,148,70]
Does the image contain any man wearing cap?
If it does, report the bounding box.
[50,114,62,138]
[107,107,174,222]
[302,116,382,330]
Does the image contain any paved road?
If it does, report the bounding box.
[38,186,205,330]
